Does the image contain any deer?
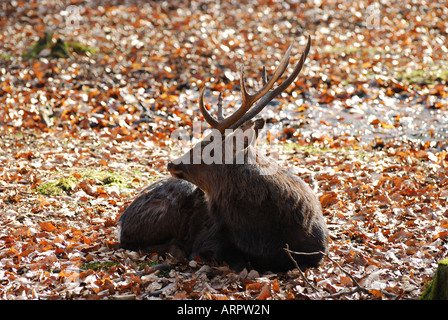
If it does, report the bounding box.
[119,35,329,272]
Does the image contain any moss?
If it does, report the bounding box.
[36,177,77,196]
[282,142,330,155]
[36,181,63,196]
[81,261,120,271]
[23,32,98,59]
[398,70,430,85]
[35,168,143,196]
[1,54,12,60]
[420,258,448,300]
[50,38,71,58]
[23,31,53,59]
[58,176,77,191]
[66,41,98,55]
[77,168,131,188]
[322,46,385,55]
[137,261,160,270]
[397,68,448,85]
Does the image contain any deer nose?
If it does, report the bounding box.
[167,162,184,179]
[167,161,181,173]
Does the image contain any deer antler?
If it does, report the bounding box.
[199,35,311,132]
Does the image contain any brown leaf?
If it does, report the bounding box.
[271,279,280,292]
[245,282,261,292]
[339,275,353,286]
[369,289,384,299]
[319,192,339,207]
[256,284,271,300]
[39,222,57,232]
[32,61,45,80]
[387,230,412,243]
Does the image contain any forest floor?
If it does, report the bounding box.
[0,0,447,300]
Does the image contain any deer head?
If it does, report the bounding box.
[168,36,311,191]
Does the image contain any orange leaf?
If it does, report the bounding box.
[33,61,44,80]
[339,275,353,286]
[58,270,79,282]
[96,186,107,195]
[369,289,384,298]
[173,293,188,299]
[246,282,261,291]
[271,279,280,292]
[387,230,412,243]
[72,173,82,179]
[79,180,96,196]
[100,278,115,294]
[319,192,339,207]
[81,236,91,244]
[8,247,20,257]
[80,269,95,279]
[432,231,448,241]
[39,222,57,232]
[380,122,394,129]
[256,284,271,300]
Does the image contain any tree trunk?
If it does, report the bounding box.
[420,258,448,300]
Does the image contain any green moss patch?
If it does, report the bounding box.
[35,168,142,196]
[23,31,98,59]
[420,258,448,300]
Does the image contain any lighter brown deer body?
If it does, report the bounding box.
[119,36,329,271]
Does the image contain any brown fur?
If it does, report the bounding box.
[119,178,208,259]
[119,119,328,272]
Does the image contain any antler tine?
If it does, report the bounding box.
[217,92,224,121]
[198,35,311,132]
[240,42,293,107]
[230,35,311,129]
[199,88,225,127]
[199,87,219,128]
[261,66,267,86]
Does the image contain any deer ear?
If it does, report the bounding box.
[253,118,265,131]
[243,127,257,149]
[223,125,255,158]
[252,118,265,139]
[238,118,265,140]
[242,118,265,148]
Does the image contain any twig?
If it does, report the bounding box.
[318,250,368,294]
[284,246,397,299]
[284,245,320,294]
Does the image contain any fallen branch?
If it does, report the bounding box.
[284,244,320,294]
[284,246,397,299]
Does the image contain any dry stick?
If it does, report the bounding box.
[321,251,397,298]
[284,245,320,294]
[284,246,397,299]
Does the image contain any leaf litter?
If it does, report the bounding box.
[0,0,447,300]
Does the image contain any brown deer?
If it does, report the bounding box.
[119,36,328,272]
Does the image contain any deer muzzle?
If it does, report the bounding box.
[167,162,184,179]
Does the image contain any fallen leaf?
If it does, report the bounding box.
[39,222,57,232]
[369,289,384,299]
[256,284,271,300]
